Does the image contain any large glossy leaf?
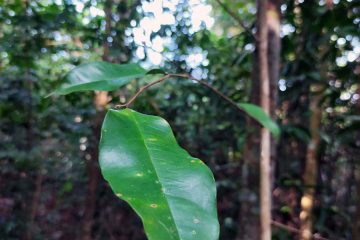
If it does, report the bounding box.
[99,109,219,240]
[238,103,280,139]
[48,61,146,96]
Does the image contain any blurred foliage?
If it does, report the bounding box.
[0,0,359,239]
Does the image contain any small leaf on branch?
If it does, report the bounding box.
[47,61,146,96]
[146,68,167,75]
[239,103,280,139]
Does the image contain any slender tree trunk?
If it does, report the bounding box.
[82,103,106,240]
[299,85,322,240]
[22,0,39,238]
[353,86,360,239]
[82,1,112,239]
[237,34,261,238]
[237,13,261,240]
[257,0,272,239]
[25,171,43,240]
[238,117,260,239]
[267,0,281,183]
[238,1,280,239]
[354,167,360,240]
[25,75,35,237]
[102,0,112,61]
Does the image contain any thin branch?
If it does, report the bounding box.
[137,42,174,63]
[115,75,171,108]
[115,74,246,115]
[271,220,329,240]
[173,74,246,113]
[213,0,257,40]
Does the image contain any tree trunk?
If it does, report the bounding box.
[237,1,280,239]
[81,1,112,239]
[257,0,272,239]
[299,85,322,240]
[237,31,261,238]
[238,116,260,239]
[352,86,360,240]
[267,0,281,184]
[354,167,360,240]
[82,102,106,240]
[23,0,38,238]
[24,70,35,240]
[25,171,43,240]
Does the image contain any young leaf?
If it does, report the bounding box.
[48,62,146,96]
[146,68,167,75]
[282,124,310,143]
[238,103,280,139]
[99,109,220,240]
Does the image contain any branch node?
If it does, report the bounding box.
[115,104,128,109]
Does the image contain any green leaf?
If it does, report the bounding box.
[99,109,219,240]
[47,61,146,96]
[238,103,280,139]
[282,124,310,143]
[146,68,167,75]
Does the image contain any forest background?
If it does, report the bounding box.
[0,0,359,239]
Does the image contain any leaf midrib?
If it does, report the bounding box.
[128,110,182,240]
[53,74,143,95]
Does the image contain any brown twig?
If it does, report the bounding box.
[213,0,257,41]
[115,74,246,115]
[115,75,171,108]
[25,171,43,240]
[271,220,329,240]
[138,42,174,63]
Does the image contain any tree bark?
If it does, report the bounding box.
[299,85,322,240]
[237,10,261,240]
[237,1,280,239]
[25,171,43,240]
[81,1,112,239]
[238,116,260,239]
[267,0,281,183]
[23,1,39,238]
[354,165,360,240]
[82,102,106,240]
[352,86,360,240]
[257,0,272,239]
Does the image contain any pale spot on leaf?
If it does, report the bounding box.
[193,218,200,224]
